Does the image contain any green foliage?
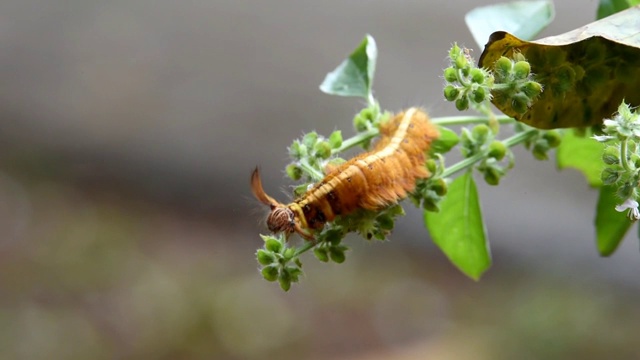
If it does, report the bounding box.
[424,172,491,280]
[595,186,633,255]
[597,0,640,19]
[556,130,605,187]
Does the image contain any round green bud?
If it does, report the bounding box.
[324,228,343,246]
[455,96,469,111]
[353,115,368,132]
[483,168,501,186]
[470,68,485,84]
[444,67,458,83]
[302,131,318,148]
[422,199,440,212]
[495,57,513,77]
[511,93,530,114]
[257,249,276,265]
[314,247,329,262]
[542,130,562,148]
[426,159,437,173]
[460,66,470,77]
[314,141,332,159]
[532,142,549,160]
[286,164,302,180]
[444,85,460,102]
[616,182,634,199]
[488,140,507,161]
[283,247,296,260]
[328,130,343,149]
[449,43,462,60]
[601,168,620,185]
[472,124,490,143]
[602,147,619,165]
[288,141,307,160]
[431,178,448,196]
[329,248,346,264]
[278,272,292,291]
[265,238,283,253]
[455,54,468,69]
[376,214,394,231]
[472,87,486,103]
[513,61,531,80]
[631,154,640,168]
[261,265,279,282]
[522,81,543,98]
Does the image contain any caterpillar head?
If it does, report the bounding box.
[251,167,296,235]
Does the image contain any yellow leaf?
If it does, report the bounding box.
[479,6,640,129]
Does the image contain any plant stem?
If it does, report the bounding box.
[432,115,514,126]
[441,129,537,178]
[620,138,631,172]
[293,240,316,257]
[299,158,325,181]
[333,127,379,153]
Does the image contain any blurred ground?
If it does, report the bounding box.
[0,0,639,359]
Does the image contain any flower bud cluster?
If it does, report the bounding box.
[491,53,543,115]
[410,157,448,212]
[460,124,514,185]
[517,125,562,161]
[256,234,304,291]
[443,44,492,111]
[595,102,640,220]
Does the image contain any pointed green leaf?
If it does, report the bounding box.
[319,34,377,100]
[556,130,605,187]
[465,0,554,49]
[424,172,491,280]
[595,185,632,256]
[597,0,640,19]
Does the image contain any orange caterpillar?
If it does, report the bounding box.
[251,107,439,240]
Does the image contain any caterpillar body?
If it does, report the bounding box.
[251,107,439,240]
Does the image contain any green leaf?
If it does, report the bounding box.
[430,126,460,155]
[424,172,491,280]
[597,0,640,19]
[595,185,632,256]
[465,0,554,49]
[319,34,377,101]
[556,130,605,187]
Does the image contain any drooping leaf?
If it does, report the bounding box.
[479,6,640,129]
[319,34,377,100]
[595,185,632,256]
[425,172,491,280]
[597,0,640,19]
[465,0,554,49]
[556,130,605,187]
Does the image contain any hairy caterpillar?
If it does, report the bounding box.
[251,107,439,240]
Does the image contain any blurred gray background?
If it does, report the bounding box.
[1,1,639,359]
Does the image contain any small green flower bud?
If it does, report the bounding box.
[302,131,318,148]
[261,265,279,282]
[353,115,368,132]
[265,238,283,253]
[314,141,332,159]
[328,130,343,149]
[511,93,530,114]
[314,247,329,262]
[449,43,462,60]
[472,87,486,103]
[286,164,302,180]
[602,147,619,165]
[455,96,469,111]
[460,66,470,77]
[257,249,276,265]
[283,247,296,260]
[286,266,303,281]
[601,168,620,185]
[324,228,343,246]
[513,61,531,80]
[444,67,458,82]
[488,140,507,161]
[483,168,501,186]
[542,130,562,148]
[376,214,394,231]
[444,85,460,102]
[423,199,440,212]
[278,271,292,291]
[495,57,513,77]
[617,182,634,199]
[522,81,543,98]
[470,68,485,84]
[426,159,437,173]
[455,54,468,69]
[532,142,549,160]
[472,124,490,144]
[329,247,346,263]
[289,140,307,160]
[431,178,448,196]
